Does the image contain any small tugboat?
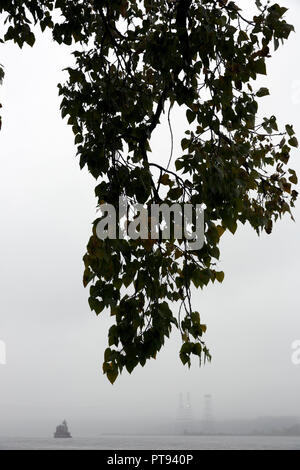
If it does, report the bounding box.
[54,420,72,438]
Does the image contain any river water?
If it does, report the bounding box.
[0,435,299,450]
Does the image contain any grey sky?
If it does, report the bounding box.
[0,0,299,437]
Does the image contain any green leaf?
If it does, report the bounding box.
[215,271,225,283]
[26,32,35,47]
[289,137,298,148]
[104,348,112,363]
[181,138,190,151]
[191,270,202,288]
[167,187,183,200]
[253,59,267,75]
[256,87,270,97]
[175,159,185,171]
[238,31,248,42]
[285,124,295,137]
[186,109,196,124]
[88,297,104,315]
[160,174,171,186]
[75,134,83,144]
[288,169,298,185]
[107,367,118,385]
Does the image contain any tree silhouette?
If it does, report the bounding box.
[0,1,298,383]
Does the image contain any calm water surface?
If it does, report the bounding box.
[0,435,300,450]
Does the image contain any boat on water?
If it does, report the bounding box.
[54,420,72,438]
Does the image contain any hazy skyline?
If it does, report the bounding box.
[0,0,299,437]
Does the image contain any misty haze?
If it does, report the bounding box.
[0,0,300,452]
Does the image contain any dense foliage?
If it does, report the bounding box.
[0,1,298,383]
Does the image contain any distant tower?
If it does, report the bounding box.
[202,394,214,434]
[177,392,193,434]
[179,392,184,412]
[186,392,191,415]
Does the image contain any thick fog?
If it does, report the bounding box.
[0,0,299,437]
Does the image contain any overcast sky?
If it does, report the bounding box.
[0,0,299,437]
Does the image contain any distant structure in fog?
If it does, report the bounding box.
[54,420,72,439]
[0,340,6,365]
[202,394,214,434]
[177,392,193,434]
